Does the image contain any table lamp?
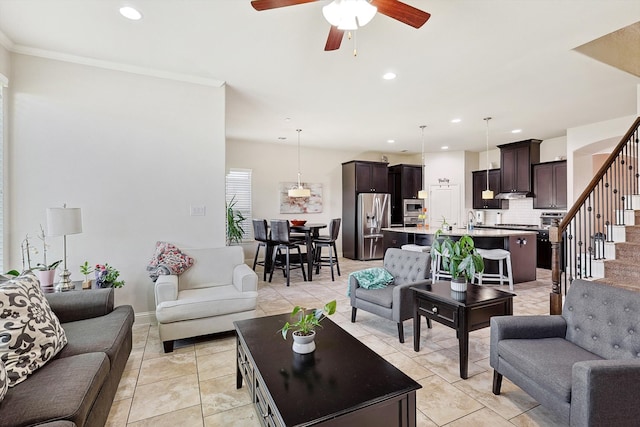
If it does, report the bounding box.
[46,205,82,291]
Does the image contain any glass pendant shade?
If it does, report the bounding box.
[289,129,311,198]
[418,190,428,199]
[323,0,377,30]
[482,189,494,199]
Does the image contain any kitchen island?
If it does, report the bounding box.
[383,227,537,283]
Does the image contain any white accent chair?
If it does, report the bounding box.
[154,246,258,352]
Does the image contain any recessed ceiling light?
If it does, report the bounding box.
[451,118,462,123]
[382,72,396,80]
[387,139,395,144]
[441,146,449,150]
[511,129,522,134]
[119,6,142,20]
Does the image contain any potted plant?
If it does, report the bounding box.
[80,261,94,289]
[35,226,62,288]
[226,195,246,245]
[94,264,125,288]
[432,230,484,292]
[279,300,337,354]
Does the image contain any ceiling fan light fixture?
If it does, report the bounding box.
[323,0,377,30]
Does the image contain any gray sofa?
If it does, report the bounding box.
[490,279,640,426]
[350,248,432,343]
[0,288,134,427]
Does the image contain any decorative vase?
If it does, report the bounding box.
[37,269,57,288]
[82,279,92,290]
[450,277,468,292]
[292,330,316,354]
[450,289,467,301]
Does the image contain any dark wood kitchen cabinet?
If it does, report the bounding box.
[533,160,567,209]
[351,161,389,193]
[389,164,423,225]
[472,169,505,209]
[498,139,541,194]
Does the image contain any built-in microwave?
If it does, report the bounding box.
[403,199,425,226]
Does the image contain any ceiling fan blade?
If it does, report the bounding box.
[324,26,345,51]
[370,0,431,28]
[251,0,318,11]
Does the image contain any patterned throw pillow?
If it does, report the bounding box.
[0,359,7,402]
[347,267,394,296]
[0,271,67,387]
[146,241,194,281]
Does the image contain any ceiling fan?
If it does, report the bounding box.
[251,0,431,51]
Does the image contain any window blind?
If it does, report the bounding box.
[225,168,252,242]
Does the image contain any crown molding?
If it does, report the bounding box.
[0,29,14,51]
[11,44,225,88]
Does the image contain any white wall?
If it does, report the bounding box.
[0,43,10,79]
[8,54,226,316]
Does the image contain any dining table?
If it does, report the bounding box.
[290,222,327,281]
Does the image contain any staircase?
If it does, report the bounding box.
[550,116,640,313]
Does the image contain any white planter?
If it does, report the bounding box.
[292,330,316,354]
[450,278,468,292]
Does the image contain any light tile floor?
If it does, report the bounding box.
[106,258,569,427]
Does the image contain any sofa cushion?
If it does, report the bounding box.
[0,272,67,386]
[55,305,134,364]
[0,352,109,427]
[498,337,603,402]
[147,241,194,281]
[0,359,7,403]
[354,285,395,309]
[156,285,257,323]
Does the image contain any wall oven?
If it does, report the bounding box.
[403,199,425,227]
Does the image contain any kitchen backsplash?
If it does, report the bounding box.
[480,198,566,226]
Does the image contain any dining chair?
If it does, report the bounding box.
[313,218,341,281]
[252,219,274,281]
[269,219,308,287]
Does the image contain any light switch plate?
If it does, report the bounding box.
[190,205,206,216]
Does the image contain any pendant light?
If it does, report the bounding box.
[482,117,494,199]
[288,129,311,198]
[417,125,428,199]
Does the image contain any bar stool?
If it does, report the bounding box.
[431,248,452,282]
[269,219,307,287]
[474,248,514,291]
[251,219,275,281]
[313,218,341,281]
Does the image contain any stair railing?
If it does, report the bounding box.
[550,116,640,314]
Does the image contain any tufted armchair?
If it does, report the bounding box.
[350,248,432,343]
[490,279,640,426]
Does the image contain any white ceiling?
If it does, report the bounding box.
[0,0,638,154]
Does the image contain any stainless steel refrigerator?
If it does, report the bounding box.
[357,193,390,260]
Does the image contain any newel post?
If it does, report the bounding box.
[549,219,562,315]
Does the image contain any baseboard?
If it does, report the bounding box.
[135,310,156,326]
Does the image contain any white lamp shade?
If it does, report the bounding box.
[46,207,83,236]
[288,187,311,198]
[418,189,428,199]
[482,189,494,200]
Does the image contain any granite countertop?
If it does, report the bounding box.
[382,227,538,237]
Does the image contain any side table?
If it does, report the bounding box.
[411,281,515,379]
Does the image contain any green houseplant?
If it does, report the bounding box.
[432,230,484,291]
[226,195,246,245]
[279,300,337,354]
[80,261,94,289]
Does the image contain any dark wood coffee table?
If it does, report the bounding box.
[411,281,515,379]
[235,313,421,427]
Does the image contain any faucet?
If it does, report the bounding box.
[468,210,475,231]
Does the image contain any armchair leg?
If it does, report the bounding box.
[397,322,404,343]
[163,340,174,353]
[492,370,503,395]
[351,307,357,323]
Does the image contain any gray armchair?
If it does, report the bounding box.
[490,279,640,426]
[350,248,431,343]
